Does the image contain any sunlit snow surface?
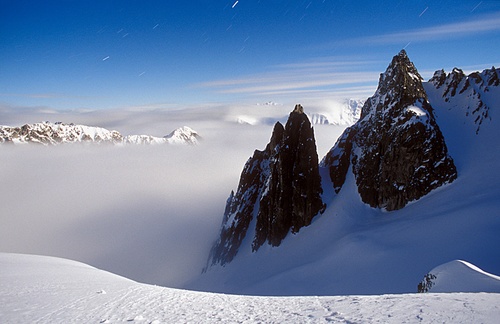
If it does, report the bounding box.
[1,253,499,323]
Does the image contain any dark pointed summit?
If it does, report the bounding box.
[206,105,324,267]
[360,49,425,120]
[322,51,457,211]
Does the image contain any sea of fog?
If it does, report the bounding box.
[0,104,346,286]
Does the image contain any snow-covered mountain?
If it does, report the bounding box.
[190,51,500,296]
[0,121,123,145]
[164,126,201,145]
[0,122,200,145]
[233,98,364,126]
[1,253,498,323]
[307,99,363,126]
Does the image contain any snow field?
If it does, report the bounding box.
[1,253,499,323]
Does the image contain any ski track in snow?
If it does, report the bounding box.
[1,253,499,323]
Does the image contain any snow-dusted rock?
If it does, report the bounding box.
[321,50,457,211]
[425,67,498,134]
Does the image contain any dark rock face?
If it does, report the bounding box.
[320,127,355,194]
[426,67,498,134]
[321,50,457,211]
[253,104,325,250]
[207,105,325,267]
[417,273,437,293]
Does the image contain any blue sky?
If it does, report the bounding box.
[1,0,500,111]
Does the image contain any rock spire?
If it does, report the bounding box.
[207,105,325,267]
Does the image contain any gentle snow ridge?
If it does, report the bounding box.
[1,253,499,323]
[420,260,500,293]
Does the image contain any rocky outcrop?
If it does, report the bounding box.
[425,67,498,134]
[418,273,437,293]
[0,122,200,145]
[207,105,325,267]
[321,50,457,211]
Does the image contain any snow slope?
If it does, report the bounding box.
[1,253,499,323]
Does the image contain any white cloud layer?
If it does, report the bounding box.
[0,104,347,286]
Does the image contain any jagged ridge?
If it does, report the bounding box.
[425,67,498,134]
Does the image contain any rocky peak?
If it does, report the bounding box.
[442,68,466,98]
[485,66,499,86]
[206,105,324,267]
[429,69,447,89]
[322,51,457,211]
[361,49,425,120]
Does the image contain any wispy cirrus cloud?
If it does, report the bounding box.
[202,72,379,94]
[350,11,500,45]
[198,12,500,103]
[196,58,381,101]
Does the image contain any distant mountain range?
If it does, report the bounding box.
[0,122,201,145]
